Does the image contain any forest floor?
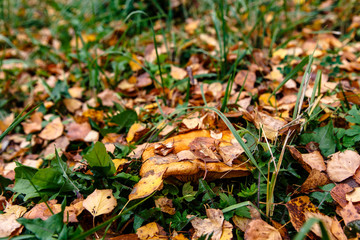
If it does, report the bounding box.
[1,0,360,239]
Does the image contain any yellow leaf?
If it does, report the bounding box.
[259,93,276,106]
[83,189,117,217]
[129,54,142,72]
[129,169,166,201]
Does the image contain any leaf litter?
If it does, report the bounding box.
[0,0,359,239]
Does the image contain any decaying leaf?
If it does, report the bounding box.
[327,150,360,182]
[286,196,319,232]
[0,205,27,238]
[244,219,281,240]
[38,117,64,140]
[304,211,346,240]
[339,201,360,225]
[24,199,84,222]
[136,222,167,240]
[188,208,233,240]
[288,146,326,173]
[234,70,256,91]
[129,168,166,201]
[83,189,117,216]
[301,169,330,192]
[330,183,354,208]
[21,112,43,134]
[155,197,175,215]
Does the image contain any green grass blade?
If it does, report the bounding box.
[294,218,331,240]
[0,104,40,142]
[310,70,322,106]
[268,55,309,101]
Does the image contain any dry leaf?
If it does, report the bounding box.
[39,117,64,140]
[189,208,233,240]
[301,169,330,192]
[327,150,360,182]
[330,183,354,208]
[171,65,187,80]
[244,219,281,240]
[129,54,142,71]
[259,93,276,106]
[286,196,319,232]
[24,199,84,223]
[126,123,149,143]
[66,122,91,141]
[43,136,70,158]
[304,212,346,240]
[129,169,166,201]
[234,70,256,91]
[63,98,82,113]
[0,205,27,237]
[21,112,43,134]
[339,201,360,225]
[346,187,360,202]
[136,222,167,240]
[97,89,121,107]
[83,189,117,216]
[155,197,175,215]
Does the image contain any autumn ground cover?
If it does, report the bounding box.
[0,0,360,239]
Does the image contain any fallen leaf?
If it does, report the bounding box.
[301,169,330,192]
[21,112,43,134]
[97,89,121,107]
[340,201,360,225]
[136,222,167,240]
[129,54,142,71]
[38,117,64,140]
[244,219,281,240]
[327,150,360,182]
[83,189,117,217]
[129,168,166,201]
[286,196,319,232]
[234,70,256,91]
[154,142,174,156]
[330,183,353,208]
[346,187,360,202]
[259,93,276,106]
[66,122,91,141]
[155,197,175,215]
[0,205,27,237]
[24,199,84,222]
[171,65,187,80]
[189,208,233,240]
[43,136,70,158]
[63,98,82,113]
[126,123,149,143]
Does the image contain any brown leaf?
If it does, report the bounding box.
[304,212,346,240]
[155,197,175,215]
[217,143,244,166]
[301,169,330,192]
[97,89,121,107]
[154,142,174,156]
[288,147,326,172]
[170,65,187,80]
[339,201,360,225]
[327,150,360,182]
[234,70,256,91]
[24,199,83,222]
[21,112,43,134]
[126,123,149,143]
[244,219,281,240]
[43,136,70,158]
[189,208,232,240]
[83,189,117,217]
[0,205,27,237]
[63,98,82,113]
[66,122,91,141]
[286,196,319,232]
[39,117,64,140]
[346,187,360,203]
[330,183,353,208]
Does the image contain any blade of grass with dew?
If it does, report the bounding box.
[0,104,40,142]
[268,55,309,101]
[294,218,331,240]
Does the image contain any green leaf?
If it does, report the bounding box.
[13,164,39,201]
[31,168,74,192]
[300,122,336,157]
[0,175,12,194]
[84,142,116,176]
[182,182,197,202]
[235,206,251,218]
[111,110,138,130]
[345,106,360,124]
[17,211,63,240]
